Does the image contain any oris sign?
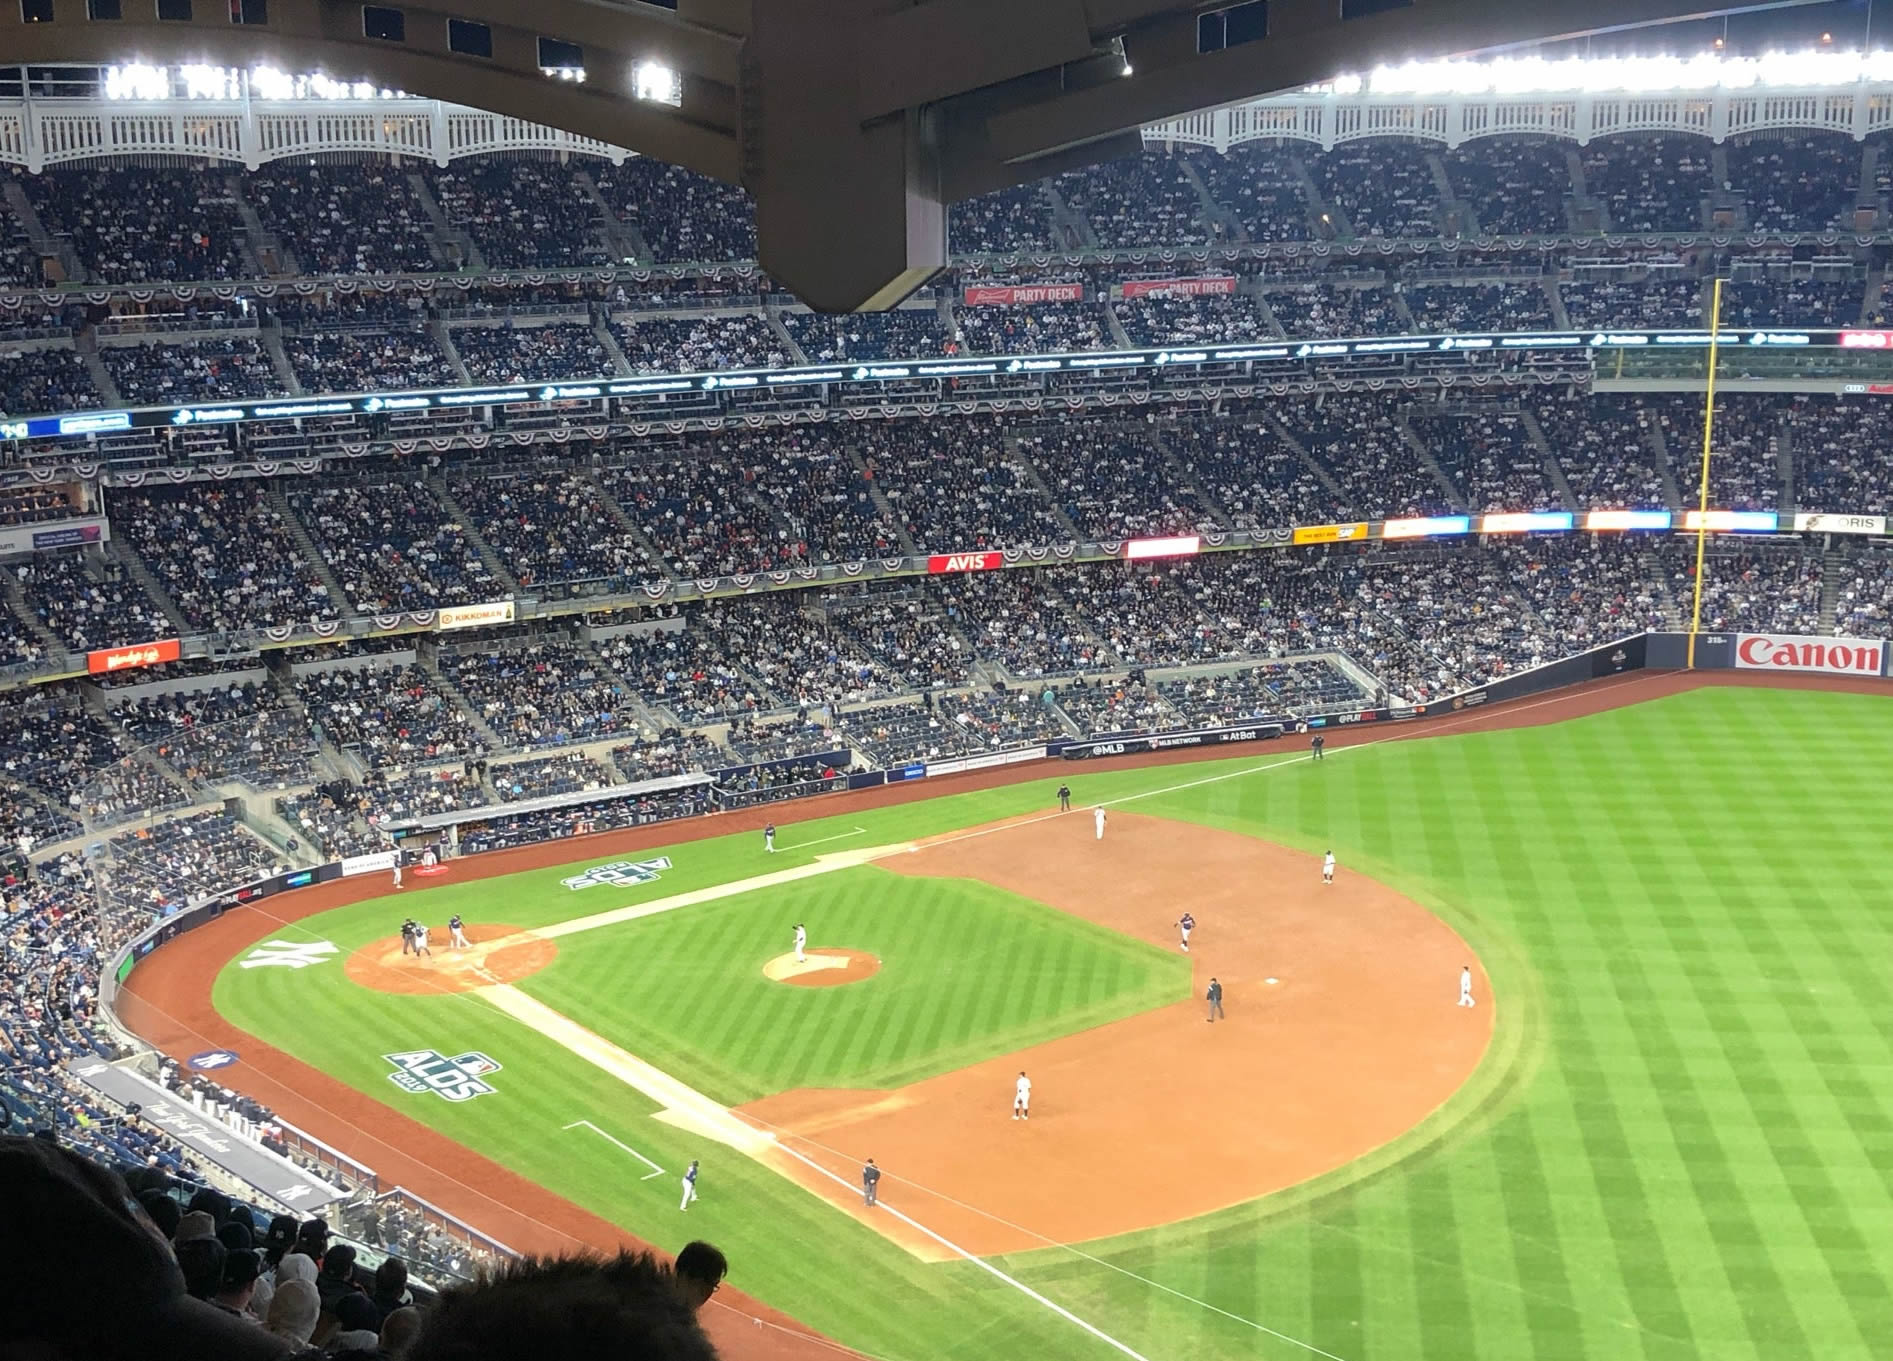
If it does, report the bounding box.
[1734,633,1886,676]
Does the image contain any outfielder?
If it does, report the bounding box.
[793,922,807,964]
[680,1159,700,1210]
[1176,911,1195,952]
[1093,806,1107,840]
[1458,966,1476,1008]
[1322,850,1335,885]
[1012,1071,1031,1121]
[449,913,469,950]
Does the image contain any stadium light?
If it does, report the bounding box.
[632,61,682,106]
[1313,49,1893,98]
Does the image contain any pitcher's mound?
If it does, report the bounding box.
[346,924,557,995]
[763,949,880,987]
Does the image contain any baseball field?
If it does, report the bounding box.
[119,673,1893,1361]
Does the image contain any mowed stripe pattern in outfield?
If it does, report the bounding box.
[1000,686,1893,1360]
[204,685,1893,1361]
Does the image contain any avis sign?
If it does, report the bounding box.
[1734,633,1886,676]
[385,1050,502,1103]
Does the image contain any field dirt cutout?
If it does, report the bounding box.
[346,924,558,995]
[763,949,881,987]
[737,811,1493,1255]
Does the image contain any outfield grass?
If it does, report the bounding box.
[214,687,1893,1361]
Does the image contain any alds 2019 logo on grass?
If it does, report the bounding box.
[384,1050,503,1103]
[562,857,672,891]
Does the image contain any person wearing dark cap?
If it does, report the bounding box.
[327,1291,382,1355]
[672,1240,727,1311]
[177,1236,228,1300]
[140,1188,182,1240]
[189,1186,233,1225]
[218,1219,255,1253]
[370,1256,411,1324]
[262,1214,299,1266]
[0,1134,293,1360]
[213,1249,262,1319]
[316,1242,362,1312]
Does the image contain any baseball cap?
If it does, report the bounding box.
[0,1135,292,1360]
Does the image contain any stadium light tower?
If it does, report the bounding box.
[0,0,1812,311]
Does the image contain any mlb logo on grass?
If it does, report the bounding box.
[384,1050,503,1103]
[561,857,672,891]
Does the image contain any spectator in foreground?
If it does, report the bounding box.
[327,1292,384,1356]
[371,1255,413,1323]
[672,1240,728,1312]
[406,1251,718,1361]
[0,1134,292,1360]
[266,1278,321,1348]
[380,1306,424,1358]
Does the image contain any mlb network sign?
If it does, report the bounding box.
[1734,632,1887,677]
[561,857,672,890]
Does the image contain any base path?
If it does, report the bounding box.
[737,812,1491,1256]
[346,924,558,995]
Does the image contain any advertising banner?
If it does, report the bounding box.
[961,283,1085,306]
[1292,522,1368,546]
[1062,723,1284,760]
[926,552,1003,574]
[437,600,517,631]
[927,747,1047,777]
[86,637,181,675]
[1117,276,1238,299]
[341,850,398,877]
[1792,512,1886,535]
[1733,632,1886,676]
[22,519,105,553]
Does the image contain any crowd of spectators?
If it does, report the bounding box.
[609,730,722,783]
[31,165,247,282]
[860,416,1068,552]
[1830,547,1893,637]
[1583,135,1714,234]
[1060,151,1215,248]
[1662,540,1823,634]
[1277,397,1454,519]
[245,162,438,276]
[1533,393,1671,509]
[447,465,655,591]
[948,183,1060,255]
[1113,291,1270,346]
[101,811,284,915]
[742,429,901,564]
[113,678,317,790]
[1188,143,1312,243]
[599,450,791,577]
[1016,420,1215,538]
[1162,413,1333,529]
[278,784,386,860]
[449,322,614,385]
[1402,281,1552,334]
[1729,133,1860,234]
[358,765,488,825]
[936,568,1114,677]
[593,623,768,725]
[436,641,630,750]
[294,663,483,768]
[1263,284,1402,339]
[113,483,341,633]
[290,479,504,612]
[1312,139,1441,239]
[611,312,788,373]
[0,347,100,416]
[1723,276,1863,328]
[1408,406,1556,511]
[955,300,1108,356]
[780,307,952,363]
[427,157,609,270]
[822,586,974,691]
[459,783,712,853]
[13,549,174,657]
[1442,138,1571,237]
[1786,396,1893,512]
[489,751,615,802]
[100,338,283,404]
[1560,274,1703,329]
[1156,658,1365,726]
[284,330,458,393]
[1647,395,1782,510]
[595,157,758,263]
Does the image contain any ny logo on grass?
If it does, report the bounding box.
[239,940,340,970]
[384,1050,503,1103]
[561,857,673,891]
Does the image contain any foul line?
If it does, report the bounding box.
[768,1140,1154,1361]
[788,826,870,849]
[561,1119,666,1179]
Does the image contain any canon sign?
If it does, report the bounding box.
[1734,633,1886,676]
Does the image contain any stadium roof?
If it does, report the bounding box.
[0,0,1817,310]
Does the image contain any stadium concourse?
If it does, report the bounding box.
[11,76,1893,1360]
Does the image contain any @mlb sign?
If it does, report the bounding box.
[385,1050,503,1103]
[561,857,672,891]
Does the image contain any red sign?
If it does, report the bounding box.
[1734,632,1885,676]
[87,638,181,675]
[1840,330,1893,348]
[1118,276,1237,299]
[961,283,1085,307]
[927,553,1002,574]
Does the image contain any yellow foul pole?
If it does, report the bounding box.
[1686,277,1725,669]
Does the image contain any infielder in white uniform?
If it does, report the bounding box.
[1093,806,1107,840]
[1458,965,1476,1007]
[680,1159,700,1210]
[1012,1071,1031,1120]
[793,923,807,964]
[1322,850,1336,885]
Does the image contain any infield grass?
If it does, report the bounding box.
[214,685,1893,1361]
